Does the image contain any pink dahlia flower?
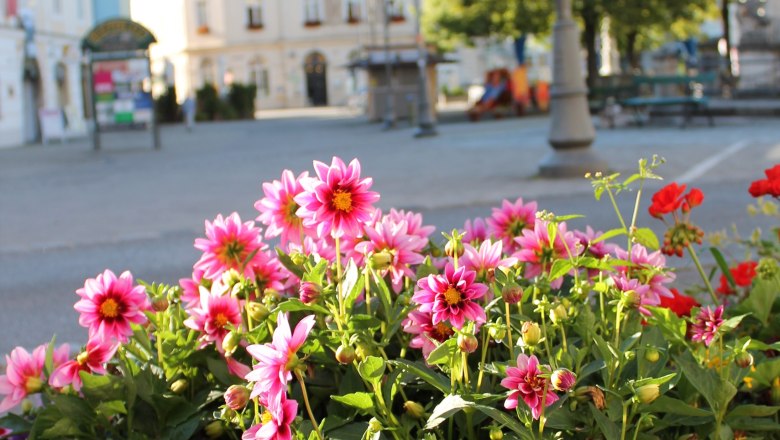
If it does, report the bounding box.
[251,251,291,294]
[357,217,427,293]
[0,345,46,412]
[691,305,724,347]
[49,339,118,391]
[488,198,537,252]
[387,208,435,246]
[286,235,336,264]
[184,282,243,350]
[501,353,559,420]
[514,220,581,289]
[614,244,675,302]
[255,170,314,245]
[226,357,252,378]
[412,263,487,330]
[194,212,268,282]
[246,312,316,402]
[612,275,654,315]
[461,239,518,282]
[179,268,206,309]
[574,227,617,279]
[463,218,488,245]
[74,269,150,343]
[402,310,455,359]
[295,157,380,239]
[242,393,298,440]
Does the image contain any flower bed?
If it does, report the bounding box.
[1,157,779,440]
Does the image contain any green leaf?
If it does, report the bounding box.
[331,392,376,414]
[726,404,780,419]
[578,360,606,381]
[51,394,96,425]
[645,306,688,345]
[425,394,471,430]
[738,279,778,325]
[471,402,532,438]
[426,338,457,366]
[633,228,659,250]
[274,298,330,315]
[553,214,584,222]
[40,418,84,439]
[633,372,677,389]
[388,359,451,394]
[710,247,736,288]
[591,227,626,244]
[95,400,127,417]
[548,260,573,282]
[326,422,369,440]
[342,259,363,313]
[642,396,712,417]
[0,413,32,434]
[674,352,736,416]
[357,356,385,384]
[588,402,620,440]
[275,248,305,279]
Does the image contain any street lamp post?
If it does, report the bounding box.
[539,0,607,177]
[382,0,396,130]
[412,0,437,138]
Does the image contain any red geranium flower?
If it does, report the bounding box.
[749,164,780,198]
[648,183,687,218]
[659,288,699,317]
[717,261,758,295]
[682,188,704,212]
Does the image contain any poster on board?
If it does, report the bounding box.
[93,58,152,129]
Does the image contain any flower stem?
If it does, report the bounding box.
[620,400,630,440]
[627,180,646,255]
[504,302,515,361]
[686,243,718,304]
[540,307,556,369]
[462,351,470,391]
[538,382,549,436]
[605,187,629,243]
[156,315,165,370]
[335,236,345,319]
[295,370,324,440]
[614,302,624,348]
[476,330,488,392]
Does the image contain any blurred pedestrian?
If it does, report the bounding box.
[182,94,196,131]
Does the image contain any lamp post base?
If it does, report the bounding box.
[538,147,609,178]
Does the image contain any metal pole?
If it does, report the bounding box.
[86,54,100,151]
[381,0,395,130]
[539,0,607,177]
[412,0,437,138]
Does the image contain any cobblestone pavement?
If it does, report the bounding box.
[1,109,778,354]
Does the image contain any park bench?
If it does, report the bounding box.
[621,72,716,127]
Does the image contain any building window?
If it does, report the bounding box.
[246,0,263,29]
[387,0,405,22]
[195,0,209,34]
[346,0,362,24]
[303,0,321,27]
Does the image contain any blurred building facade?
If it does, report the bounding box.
[131,0,418,110]
[92,0,130,23]
[0,0,93,147]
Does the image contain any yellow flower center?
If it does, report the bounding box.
[332,190,353,212]
[443,287,462,306]
[430,322,454,342]
[214,313,229,328]
[77,351,90,366]
[221,240,246,265]
[261,410,273,425]
[25,377,43,394]
[100,298,120,318]
[284,196,301,226]
[743,377,754,389]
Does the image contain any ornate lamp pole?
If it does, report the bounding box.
[382,0,396,130]
[412,0,437,137]
[539,0,607,177]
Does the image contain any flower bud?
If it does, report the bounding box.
[735,351,753,369]
[224,385,250,410]
[221,269,242,286]
[550,368,576,392]
[644,349,660,363]
[335,344,356,365]
[489,427,504,440]
[457,333,478,354]
[635,384,660,404]
[369,250,394,271]
[204,420,224,438]
[621,290,641,309]
[488,325,506,341]
[549,304,568,325]
[299,281,322,305]
[246,302,269,321]
[221,331,241,355]
[170,378,188,394]
[290,252,307,266]
[152,297,169,312]
[367,417,382,433]
[444,240,464,258]
[403,401,425,419]
[501,284,523,304]
[521,322,541,347]
[21,399,34,414]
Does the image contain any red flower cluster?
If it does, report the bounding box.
[648,183,704,218]
[659,288,699,317]
[749,164,780,198]
[717,261,758,295]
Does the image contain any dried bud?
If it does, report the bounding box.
[221,331,241,355]
[335,344,356,365]
[204,420,224,439]
[170,378,189,394]
[644,348,660,363]
[501,284,523,304]
[521,322,541,347]
[246,302,269,321]
[489,427,504,440]
[403,401,425,419]
[574,386,606,409]
[550,368,576,392]
[457,333,478,354]
[152,297,169,312]
[224,385,250,410]
[735,351,753,369]
[635,384,660,404]
[369,250,394,271]
[299,281,322,305]
[549,304,568,325]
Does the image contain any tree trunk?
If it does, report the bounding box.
[581,1,599,89]
[721,0,733,77]
[626,30,639,72]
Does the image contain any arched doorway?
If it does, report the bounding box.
[304,52,327,106]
